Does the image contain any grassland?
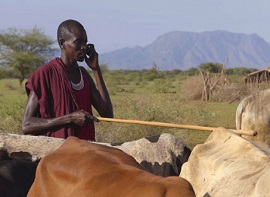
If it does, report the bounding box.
[0,71,241,149]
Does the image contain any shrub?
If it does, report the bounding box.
[181,75,204,100]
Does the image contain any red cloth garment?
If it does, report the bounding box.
[25,57,95,141]
[72,73,95,141]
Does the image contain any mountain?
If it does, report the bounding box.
[99,30,270,70]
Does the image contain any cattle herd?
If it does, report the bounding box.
[0,90,270,196]
[0,131,195,197]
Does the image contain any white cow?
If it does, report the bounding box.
[113,133,191,177]
[236,89,270,145]
[180,127,270,197]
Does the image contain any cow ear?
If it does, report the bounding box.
[0,149,9,161]
[10,152,32,161]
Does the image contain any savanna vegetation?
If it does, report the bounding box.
[0,27,56,85]
[0,27,264,149]
[0,65,261,149]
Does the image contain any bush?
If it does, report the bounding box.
[181,75,204,100]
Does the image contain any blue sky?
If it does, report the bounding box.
[1,0,270,53]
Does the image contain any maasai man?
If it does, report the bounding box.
[22,19,113,141]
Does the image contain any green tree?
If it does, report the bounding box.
[184,67,199,76]
[0,27,56,85]
[198,62,223,73]
[229,67,257,75]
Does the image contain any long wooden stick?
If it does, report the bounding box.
[97,117,257,136]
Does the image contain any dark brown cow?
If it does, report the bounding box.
[28,137,195,197]
[0,149,38,197]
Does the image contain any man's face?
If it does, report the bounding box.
[63,27,88,62]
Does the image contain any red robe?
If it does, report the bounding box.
[25,57,95,141]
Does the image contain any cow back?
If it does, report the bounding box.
[28,137,195,197]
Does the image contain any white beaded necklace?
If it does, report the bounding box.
[71,68,84,90]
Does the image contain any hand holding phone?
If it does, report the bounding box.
[85,44,99,70]
[86,44,92,58]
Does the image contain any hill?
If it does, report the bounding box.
[99,30,270,70]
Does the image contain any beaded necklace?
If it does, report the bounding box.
[71,68,84,90]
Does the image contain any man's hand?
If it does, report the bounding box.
[85,44,99,70]
[70,110,99,126]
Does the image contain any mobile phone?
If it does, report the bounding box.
[86,44,91,58]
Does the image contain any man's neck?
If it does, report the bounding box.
[60,56,79,72]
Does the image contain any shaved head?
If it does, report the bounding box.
[57,19,85,46]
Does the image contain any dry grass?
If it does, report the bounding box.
[0,72,258,149]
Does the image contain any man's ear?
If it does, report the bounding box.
[59,38,65,49]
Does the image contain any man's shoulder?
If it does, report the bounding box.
[35,58,62,73]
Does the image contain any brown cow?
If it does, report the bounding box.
[28,137,195,197]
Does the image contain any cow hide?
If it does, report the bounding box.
[28,136,195,197]
[236,89,270,145]
[0,131,64,161]
[113,133,191,177]
[180,127,270,197]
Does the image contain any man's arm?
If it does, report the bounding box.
[22,90,97,135]
[84,44,113,118]
[87,67,113,118]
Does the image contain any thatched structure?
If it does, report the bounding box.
[245,68,270,85]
